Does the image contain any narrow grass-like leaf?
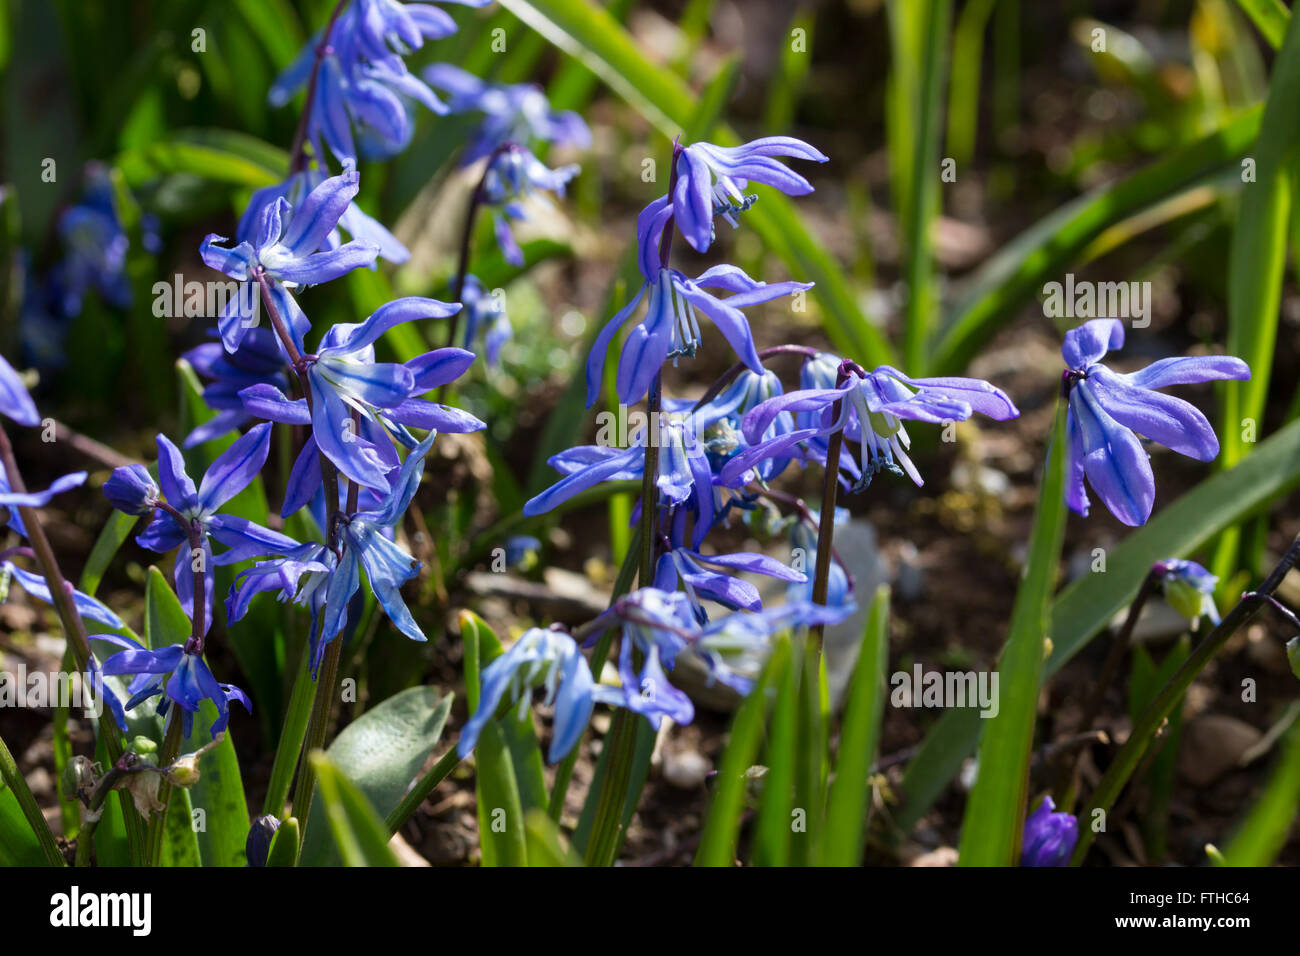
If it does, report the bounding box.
[309,753,399,867]
[525,808,583,866]
[751,638,802,866]
[1234,0,1289,48]
[1223,720,1300,865]
[475,720,528,866]
[265,816,300,867]
[696,637,791,867]
[957,403,1068,866]
[823,587,891,866]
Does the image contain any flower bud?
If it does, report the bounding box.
[1021,796,1078,867]
[165,754,201,788]
[245,814,281,867]
[103,464,159,515]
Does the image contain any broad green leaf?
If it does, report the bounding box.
[309,753,399,867]
[300,686,453,865]
[0,777,53,866]
[899,415,1300,834]
[931,107,1262,376]
[696,637,791,867]
[183,701,249,867]
[498,0,894,369]
[958,404,1068,866]
[823,587,891,866]
[1223,718,1300,865]
[159,786,201,867]
[145,566,189,650]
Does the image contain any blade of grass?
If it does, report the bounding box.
[822,586,891,866]
[957,402,1068,866]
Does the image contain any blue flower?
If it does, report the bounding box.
[458,274,511,365]
[52,164,141,316]
[695,599,855,694]
[672,137,827,253]
[121,424,298,632]
[480,145,580,267]
[656,544,805,624]
[101,464,159,516]
[1021,796,1078,867]
[0,354,39,426]
[695,367,797,484]
[200,168,380,353]
[182,329,290,448]
[266,433,436,673]
[1154,558,1220,625]
[91,633,250,740]
[457,627,621,763]
[721,357,1019,493]
[524,404,726,546]
[785,509,853,609]
[1062,319,1250,526]
[235,297,481,494]
[1,560,125,631]
[586,196,812,408]
[238,166,409,266]
[270,1,483,164]
[423,63,591,164]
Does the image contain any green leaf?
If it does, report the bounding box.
[1234,0,1289,48]
[931,107,1262,376]
[1215,11,1300,577]
[696,637,791,867]
[822,587,891,866]
[898,415,1300,834]
[958,403,1068,866]
[0,778,53,866]
[1223,717,1300,865]
[145,566,189,650]
[79,509,139,598]
[497,0,894,369]
[300,686,452,865]
[309,753,399,867]
[116,129,288,189]
[475,721,528,866]
[266,816,301,867]
[751,636,802,866]
[792,640,830,865]
[524,808,583,866]
[183,701,249,867]
[159,786,201,867]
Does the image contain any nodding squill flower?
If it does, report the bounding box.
[0,354,88,537]
[786,509,853,610]
[108,424,299,634]
[479,145,580,268]
[671,137,828,254]
[269,0,487,164]
[1061,319,1250,526]
[654,538,806,625]
[1020,796,1078,867]
[457,627,623,763]
[696,367,797,485]
[235,297,481,494]
[0,561,125,632]
[721,356,1018,493]
[588,587,853,729]
[458,273,511,365]
[422,63,591,164]
[182,329,290,449]
[237,164,409,266]
[523,403,726,543]
[586,196,812,409]
[52,163,153,317]
[90,633,250,740]
[200,168,380,354]
[1153,558,1220,625]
